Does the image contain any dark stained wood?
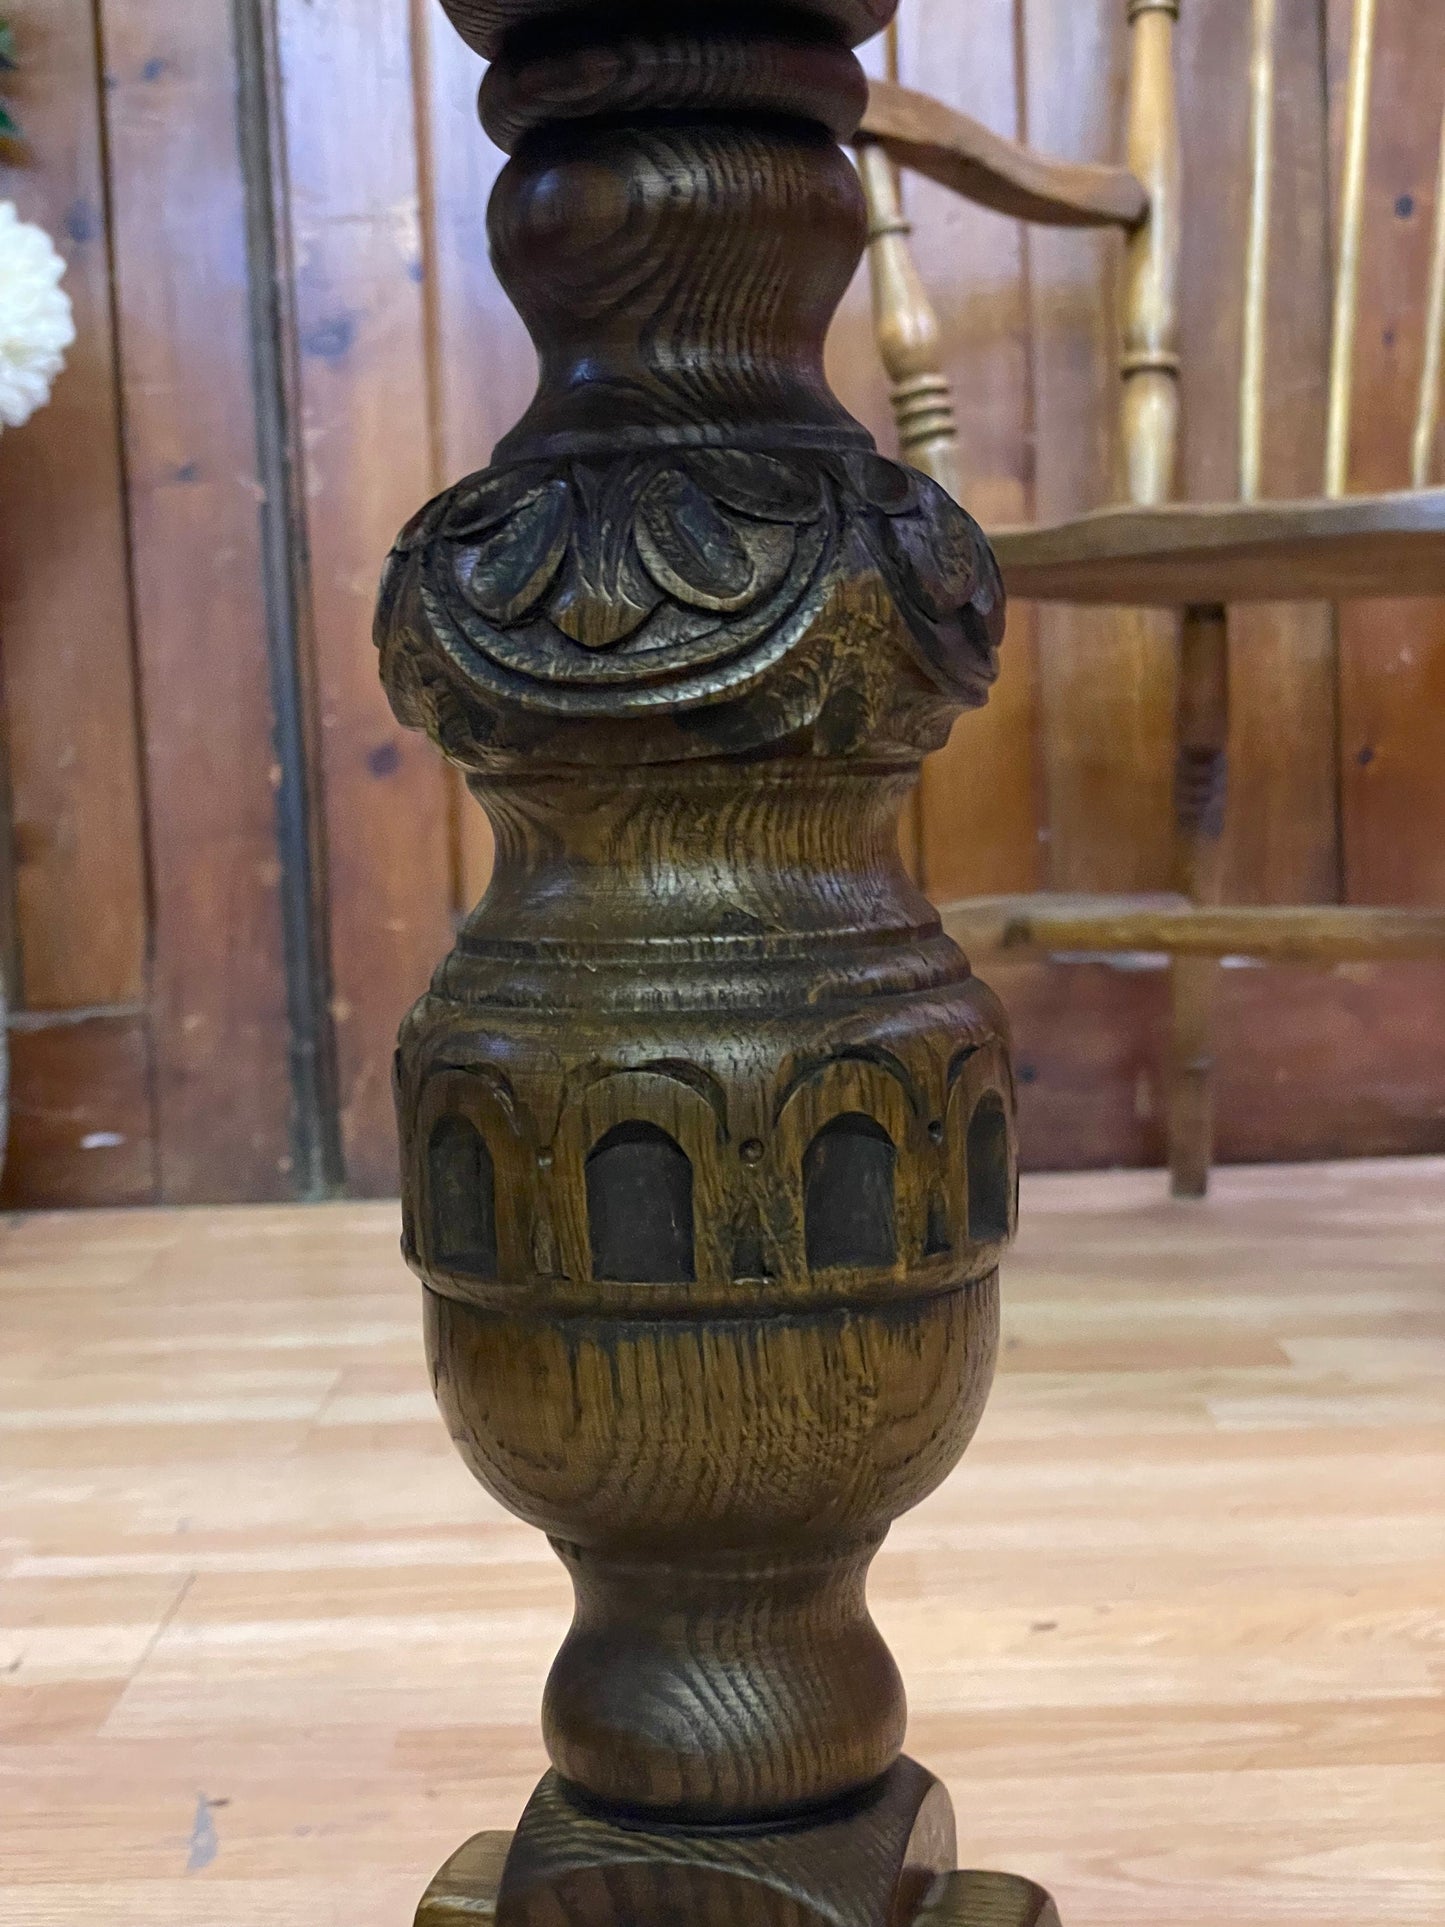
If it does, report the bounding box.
[990,488,1445,605]
[381,1,1053,1919]
[862,78,1147,230]
[0,1014,156,1208]
[417,1818,1061,1927]
[0,0,149,1012]
[96,0,296,1203]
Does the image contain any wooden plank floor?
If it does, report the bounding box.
[2,1161,1442,1927]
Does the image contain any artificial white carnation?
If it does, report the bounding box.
[0,200,75,433]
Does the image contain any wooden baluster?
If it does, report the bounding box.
[1239,0,1278,505]
[376,5,1059,1925]
[1121,0,1182,508]
[858,26,964,499]
[1326,0,1378,498]
[1122,0,1216,1196]
[1412,104,1445,489]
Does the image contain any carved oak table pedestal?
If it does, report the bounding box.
[375,4,1061,1925]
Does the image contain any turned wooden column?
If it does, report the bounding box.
[376,4,1057,1923]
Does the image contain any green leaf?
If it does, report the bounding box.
[0,23,16,71]
[0,102,17,140]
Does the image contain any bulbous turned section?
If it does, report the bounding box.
[403,744,1014,1821]
[425,1255,1000,1819]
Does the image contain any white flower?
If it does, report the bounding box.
[0,201,76,433]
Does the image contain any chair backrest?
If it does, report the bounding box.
[858,0,1445,510]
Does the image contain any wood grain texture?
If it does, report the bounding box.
[1020,0,1177,898]
[861,79,1146,231]
[379,1,1035,1915]
[991,489,1445,604]
[1328,0,1445,914]
[2,1163,1440,1925]
[95,0,296,1202]
[0,1013,156,1207]
[943,895,1445,962]
[904,0,1043,912]
[0,0,149,1014]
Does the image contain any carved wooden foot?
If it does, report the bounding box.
[416,1796,1060,1927]
[377,1,1060,1924]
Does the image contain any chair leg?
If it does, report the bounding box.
[1167,954,1216,1199]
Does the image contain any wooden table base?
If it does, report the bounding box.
[417,1805,1061,1927]
[379,3,1054,1922]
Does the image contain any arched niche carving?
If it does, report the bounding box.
[411,1064,536,1290]
[775,1057,921,1281]
[429,1115,499,1278]
[587,1121,696,1284]
[943,1044,1017,1254]
[804,1112,897,1271]
[965,1090,1013,1245]
[555,1068,730,1288]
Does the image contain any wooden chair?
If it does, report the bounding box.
[856,0,1445,1197]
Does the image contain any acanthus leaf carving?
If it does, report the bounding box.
[377,442,1005,749]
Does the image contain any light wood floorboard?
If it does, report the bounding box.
[1,1161,1442,1926]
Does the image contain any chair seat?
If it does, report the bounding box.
[989,489,1445,606]
[941,894,1445,963]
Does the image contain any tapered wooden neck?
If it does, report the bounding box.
[482,17,873,460]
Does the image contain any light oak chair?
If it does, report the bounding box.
[857,0,1445,1197]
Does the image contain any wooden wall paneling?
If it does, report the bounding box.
[1212,960,1445,1163]
[1175,0,1341,907]
[897,0,1043,904]
[95,0,297,1202]
[274,0,457,1194]
[415,14,538,910]
[0,0,150,1014]
[0,1012,155,1206]
[1021,0,1175,897]
[0,1,159,1205]
[1004,0,1168,1168]
[1329,0,1445,914]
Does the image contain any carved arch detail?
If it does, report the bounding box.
[775,1057,921,1281]
[554,1068,730,1288]
[943,1041,1017,1254]
[410,1064,537,1292]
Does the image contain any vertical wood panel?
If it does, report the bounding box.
[897,0,1041,904]
[276,0,456,1194]
[1329,0,1445,910]
[0,1014,156,1206]
[97,0,295,1201]
[1174,0,1341,907]
[0,0,149,1009]
[1022,0,1176,896]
